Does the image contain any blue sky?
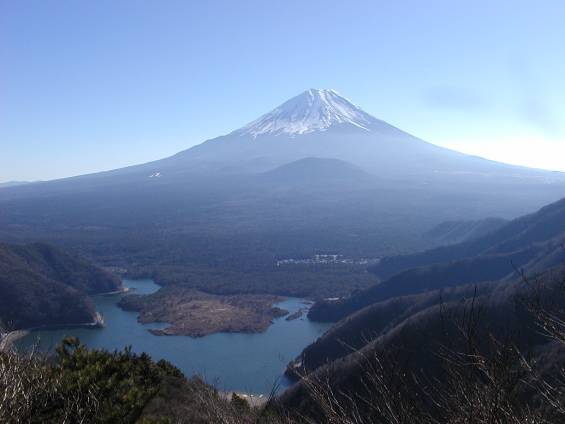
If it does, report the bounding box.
[1,0,564,182]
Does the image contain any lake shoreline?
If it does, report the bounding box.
[2,287,125,352]
[96,287,130,296]
[15,279,332,394]
[2,312,105,352]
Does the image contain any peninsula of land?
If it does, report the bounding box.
[119,286,289,337]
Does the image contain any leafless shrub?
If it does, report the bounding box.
[292,349,433,424]
[185,377,292,424]
[520,268,565,419]
[0,347,99,423]
[432,312,548,423]
[285,274,565,424]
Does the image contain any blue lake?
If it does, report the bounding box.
[17,279,331,394]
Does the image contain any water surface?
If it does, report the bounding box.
[18,279,331,394]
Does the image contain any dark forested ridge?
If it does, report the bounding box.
[309,196,565,322]
[0,243,121,331]
[422,217,508,245]
[281,264,565,422]
[279,196,565,421]
[374,196,565,280]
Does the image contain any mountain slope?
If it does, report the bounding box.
[155,89,561,180]
[0,181,29,189]
[290,196,565,387]
[260,157,372,185]
[1,89,565,298]
[423,217,508,245]
[0,243,121,331]
[4,88,560,184]
[309,197,565,322]
[1,88,562,201]
[375,197,565,280]
[289,282,495,376]
[281,265,565,419]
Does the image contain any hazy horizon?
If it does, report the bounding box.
[2,0,564,182]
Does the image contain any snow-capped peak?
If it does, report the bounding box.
[233,89,382,138]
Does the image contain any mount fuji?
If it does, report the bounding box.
[105,88,561,182]
[1,89,564,274]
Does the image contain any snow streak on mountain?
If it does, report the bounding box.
[233,89,384,138]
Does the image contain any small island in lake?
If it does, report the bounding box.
[118,285,289,337]
[285,309,305,321]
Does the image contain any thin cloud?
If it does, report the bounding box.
[508,56,562,138]
[422,86,488,113]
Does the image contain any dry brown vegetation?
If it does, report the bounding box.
[282,272,565,424]
[119,286,288,337]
